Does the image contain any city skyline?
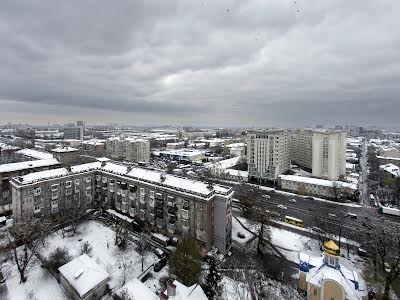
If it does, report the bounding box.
[0,0,399,126]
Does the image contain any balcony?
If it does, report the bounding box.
[96,175,101,181]
[121,190,127,197]
[155,199,163,209]
[129,207,135,217]
[182,222,189,231]
[34,188,41,196]
[167,223,176,233]
[86,177,92,183]
[86,185,92,191]
[51,193,58,200]
[156,218,163,228]
[129,193,136,200]
[65,188,72,196]
[139,195,145,204]
[167,206,176,214]
[155,192,163,200]
[181,209,189,219]
[103,184,108,190]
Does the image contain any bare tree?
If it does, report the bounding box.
[61,195,86,236]
[7,218,52,283]
[115,219,130,248]
[135,233,150,272]
[331,181,341,202]
[364,220,400,300]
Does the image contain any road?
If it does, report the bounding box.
[359,139,369,206]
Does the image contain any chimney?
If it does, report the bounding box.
[167,281,176,297]
[159,292,169,300]
[126,165,132,173]
[101,161,106,168]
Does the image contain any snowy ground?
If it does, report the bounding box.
[234,216,363,272]
[232,217,254,244]
[2,250,69,300]
[38,220,159,292]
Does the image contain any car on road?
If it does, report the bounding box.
[305,196,314,200]
[153,248,165,258]
[328,213,337,218]
[154,258,167,272]
[277,204,287,210]
[262,194,271,199]
[346,213,357,219]
[289,199,297,203]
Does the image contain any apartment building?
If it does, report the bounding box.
[11,161,233,254]
[106,137,150,164]
[290,128,313,171]
[312,130,346,180]
[64,126,84,141]
[0,158,61,213]
[247,129,290,181]
[290,129,347,180]
[126,138,150,164]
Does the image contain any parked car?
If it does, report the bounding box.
[154,258,167,272]
[328,213,337,218]
[262,194,271,199]
[153,248,165,258]
[289,199,297,203]
[277,204,287,210]
[305,196,314,200]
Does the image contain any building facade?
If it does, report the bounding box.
[290,128,313,171]
[126,139,150,164]
[11,161,233,254]
[247,129,290,181]
[0,158,61,214]
[290,129,347,180]
[312,130,346,180]
[106,137,150,164]
[64,126,84,141]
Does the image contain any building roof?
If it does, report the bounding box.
[0,158,60,174]
[154,149,205,158]
[279,175,357,190]
[116,278,158,300]
[166,280,208,300]
[51,146,78,153]
[377,155,400,161]
[12,161,232,199]
[58,254,109,298]
[16,148,54,160]
[307,260,367,300]
[380,163,400,178]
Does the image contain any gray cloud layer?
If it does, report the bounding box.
[0,0,399,126]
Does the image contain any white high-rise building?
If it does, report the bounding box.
[247,129,290,181]
[290,129,347,180]
[311,130,346,180]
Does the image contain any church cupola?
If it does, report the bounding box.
[323,240,340,268]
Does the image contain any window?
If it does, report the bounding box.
[150,191,154,198]
[75,178,80,185]
[65,181,72,188]
[140,188,145,195]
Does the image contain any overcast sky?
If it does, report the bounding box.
[0,0,399,127]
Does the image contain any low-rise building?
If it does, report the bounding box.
[81,140,105,152]
[154,149,205,163]
[278,175,358,200]
[59,254,109,300]
[11,161,233,254]
[51,146,79,166]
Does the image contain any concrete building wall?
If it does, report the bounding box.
[11,168,233,254]
[247,129,290,181]
[312,131,346,180]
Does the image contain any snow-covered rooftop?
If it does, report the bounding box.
[279,175,357,190]
[51,146,78,153]
[117,278,158,300]
[306,255,367,300]
[209,157,240,170]
[377,155,400,161]
[16,148,54,159]
[161,280,208,300]
[58,254,109,298]
[380,163,400,178]
[0,158,60,174]
[155,149,205,158]
[71,162,102,173]
[96,157,110,162]
[0,143,19,151]
[12,160,232,198]
[14,168,69,184]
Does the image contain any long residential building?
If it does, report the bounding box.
[247,129,290,181]
[0,158,61,213]
[105,137,150,164]
[11,161,233,254]
[290,129,347,180]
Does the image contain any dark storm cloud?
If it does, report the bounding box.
[0,0,399,126]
